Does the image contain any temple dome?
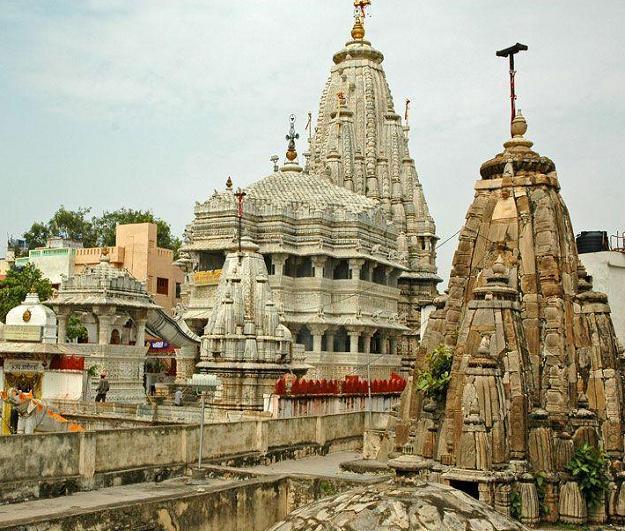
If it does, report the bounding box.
[6,292,57,343]
[269,481,526,530]
[246,169,382,216]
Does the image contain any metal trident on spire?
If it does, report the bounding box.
[285,114,299,162]
[234,184,246,259]
[351,0,370,40]
[354,0,371,19]
[496,43,528,125]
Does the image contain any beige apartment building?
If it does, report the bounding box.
[14,223,183,311]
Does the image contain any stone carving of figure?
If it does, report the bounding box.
[398,231,408,253]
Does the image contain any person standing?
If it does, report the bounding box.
[95,373,109,402]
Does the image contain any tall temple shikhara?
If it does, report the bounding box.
[387,108,625,524]
[178,2,439,380]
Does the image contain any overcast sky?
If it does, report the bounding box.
[1,1,624,284]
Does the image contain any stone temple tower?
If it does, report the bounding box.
[196,237,309,410]
[389,112,625,525]
[307,7,440,359]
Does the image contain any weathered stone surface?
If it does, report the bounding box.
[269,481,527,530]
[390,113,625,526]
[559,481,587,524]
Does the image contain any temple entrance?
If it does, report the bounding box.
[449,480,479,500]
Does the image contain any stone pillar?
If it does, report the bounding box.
[94,308,115,345]
[380,332,388,355]
[272,253,288,276]
[325,329,335,354]
[175,346,197,384]
[309,325,327,353]
[384,266,393,286]
[363,331,373,355]
[348,258,365,281]
[135,318,147,347]
[311,256,327,279]
[347,328,361,354]
[56,310,68,344]
[390,335,399,356]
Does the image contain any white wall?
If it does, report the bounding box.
[42,370,84,400]
[580,251,625,345]
[29,252,75,286]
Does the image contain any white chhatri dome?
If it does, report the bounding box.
[5,292,57,343]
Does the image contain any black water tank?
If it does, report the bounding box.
[576,231,609,254]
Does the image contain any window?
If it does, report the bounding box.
[175,282,182,298]
[333,260,350,280]
[156,277,169,295]
[199,252,225,271]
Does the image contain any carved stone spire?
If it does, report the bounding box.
[393,105,625,525]
[196,235,308,410]
[308,11,438,283]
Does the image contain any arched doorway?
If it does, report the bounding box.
[296,326,313,351]
[110,329,121,345]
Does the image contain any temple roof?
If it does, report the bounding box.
[270,481,525,530]
[247,168,380,214]
[48,253,158,310]
[198,237,307,369]
[480,112,556,179]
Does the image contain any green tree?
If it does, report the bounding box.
[20,206,181,256]
[66,313,88,342]
[22,222,51,250]
[49,206,96,247]
[0,264,53,322]
[415,345,453,401]
[94,208,181,255]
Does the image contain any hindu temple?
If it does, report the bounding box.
[177,4,439,381]
[386,109,625,525]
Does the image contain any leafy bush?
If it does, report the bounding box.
[319,479,339,497]
[533,470,550,516]
[566,443,609,509]
[510,490,522,520]
[66,314,88,342]
[415,345,453,401]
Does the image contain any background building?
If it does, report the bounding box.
[14,223,183,311]
[577,230,625,345]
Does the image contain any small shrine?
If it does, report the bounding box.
[195,236,309,411]
[47,251,160,402]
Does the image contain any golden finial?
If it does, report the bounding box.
[351,0,370,40]
[226,176,233,190]
[351,18,365,40]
